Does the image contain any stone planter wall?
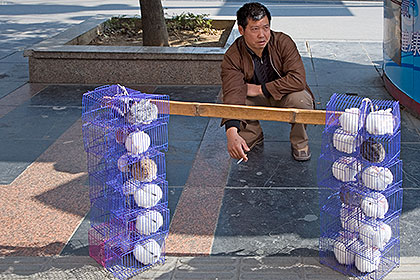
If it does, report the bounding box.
[24,16,239,85]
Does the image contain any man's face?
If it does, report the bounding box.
[239,16,270,54]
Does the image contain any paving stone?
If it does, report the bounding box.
[401,144,420,189]
[168,187,184,221]
[174,257,237,279]
[168,115,209,142]
[59,214,90,256]
[305,273,353,280]
[173,271,236,279]
[27,84,95,107]
[213,188,320,256]
[153,85,221,103]
[241,257,304,279]
[0,264,47,276]
[0,51,28,64]
[360,42,383,66]
[131,257,177,279]
[226,142,320,188]
[166,140,201,186]
[0,81,25,99]
[315,65,383,86]
[383,270,420,280]
[308,41,372,65]
[0,139,54,184]
[0,63,28,82]
[240,274,303,280]
[179,256,239,266]
[132,272,172,280]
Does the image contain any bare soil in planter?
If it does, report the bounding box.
[89,17,231,47]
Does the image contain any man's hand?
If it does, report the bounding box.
[246,84,263,97]
[226,127,250,162]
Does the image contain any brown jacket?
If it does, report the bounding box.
[221,31,314,125]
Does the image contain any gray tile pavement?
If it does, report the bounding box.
[1,256,420,280]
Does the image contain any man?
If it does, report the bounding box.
[221,2,315,162]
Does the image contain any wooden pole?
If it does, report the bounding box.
[168,101,327,125]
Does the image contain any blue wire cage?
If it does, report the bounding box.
[105,231,168,280]
[83,120,169,157]
[82,85,170,279]
[82,85,169,127]
[319,218,400,280]
[318,93,403,280]
[323,93,401,164]
[112,204,170,239]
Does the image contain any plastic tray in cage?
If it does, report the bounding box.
[111,204,170,238]
[89,223,122,267]
[82,85,169,127]
[324,93,401,136]
[104,231,168,280]
[319,227,400,280]
[318,155,402,192]
[321,127,401,165]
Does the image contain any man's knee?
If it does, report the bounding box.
[280,89,314,109]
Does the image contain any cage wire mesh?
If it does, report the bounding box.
[105,231,168,280]
[111,204,170,238]
[82,85,170,279]
[318,93,402,279]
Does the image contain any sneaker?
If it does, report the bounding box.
[292,145,311,161]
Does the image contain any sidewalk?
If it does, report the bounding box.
[1,1,420,280]
[1,256,419,279]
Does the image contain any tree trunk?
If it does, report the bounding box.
[139,0,169,46]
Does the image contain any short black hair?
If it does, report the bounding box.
[236,2,271,29]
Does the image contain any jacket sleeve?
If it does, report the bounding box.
[265,34,307,100]
[220,48,248,126]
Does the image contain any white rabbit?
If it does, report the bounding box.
[359,221,392,250]
[354,244,381,273]
[136,210,164,235]
[339,107,361,134]
[332,128,362,154]
[134,184,163,208]
[362,166,393,191]
[361,192,389,219]
[125,131,151,155]
[133,239,161,265]
[340,204,365,233]
[333,231,358,265]
[366,108,394,135]
[332,157,361,182]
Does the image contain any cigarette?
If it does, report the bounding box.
[237,158,244,164]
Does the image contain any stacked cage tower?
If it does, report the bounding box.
[81,85,170,279]
[318,93,403,279]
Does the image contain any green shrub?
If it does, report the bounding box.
[167,12,213,33]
